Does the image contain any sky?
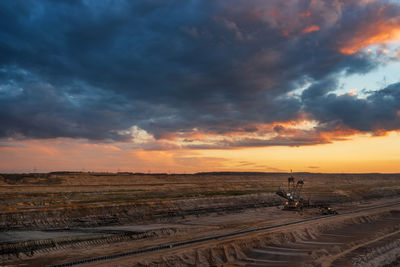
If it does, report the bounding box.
[1,0,400,173]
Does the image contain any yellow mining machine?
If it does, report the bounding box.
[276,173,308,210]
[276,172,338,214]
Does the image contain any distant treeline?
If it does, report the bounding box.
[196,172,294,175]
[1,171,398,177]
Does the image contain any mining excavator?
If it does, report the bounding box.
[276,173,337,214]
[276,174,309,210]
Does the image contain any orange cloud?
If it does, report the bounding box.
[0,138,228,173]
[339,23,400,54]
[2,131,400,173]
[302,25,320,34]
[269,9,278,18]
[299,11,311,18]
[318,127,361,141]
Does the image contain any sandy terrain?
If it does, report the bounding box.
[1,172,400,266]
[86,200,400,267]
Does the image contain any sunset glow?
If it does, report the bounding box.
[1,0,400,173]
[340,25,400,55]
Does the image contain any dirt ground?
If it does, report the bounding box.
[1,172,400,266]
[93,200,400,267]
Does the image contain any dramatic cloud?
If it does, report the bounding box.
[303,81,400,134]
[0,0,400,149]
[337,3,400,54]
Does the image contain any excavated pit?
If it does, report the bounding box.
[93,209,400,267]
[1,172,400,266]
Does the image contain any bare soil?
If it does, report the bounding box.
[1,172,400,266]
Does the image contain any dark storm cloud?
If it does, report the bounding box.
[0,0,400,146]
[303,82,400,134]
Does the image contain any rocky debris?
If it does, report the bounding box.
[353,238,400,267]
